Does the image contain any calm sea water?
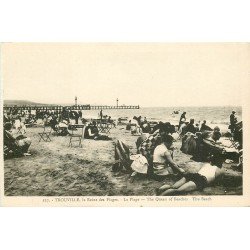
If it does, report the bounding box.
[81,106,242,132]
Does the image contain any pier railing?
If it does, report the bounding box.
[90,105,139,110]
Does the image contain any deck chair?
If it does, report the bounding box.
[16,126,23,134]
[38,125,52,142]
[69,125,85,147]
[98,122,112,134]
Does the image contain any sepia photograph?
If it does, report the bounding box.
[1,43,249,206]
[1,2,250,250]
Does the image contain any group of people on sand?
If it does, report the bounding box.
[4,107,84,128]
[3,108,114,159]
[3,107,242,195]
[115,111,242,195]
[3,122,32,158]
[126,116,154,135]
[178,111,214,136]
[3,109,35,158]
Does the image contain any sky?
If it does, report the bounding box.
[2,43,249,107]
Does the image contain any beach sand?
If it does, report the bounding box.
[4,125,242,196]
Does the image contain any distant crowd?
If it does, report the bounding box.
[3,107,115,158]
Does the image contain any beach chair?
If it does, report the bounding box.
[38,125,52,142]
[97,121,112,134]
[68,124,85,147]
[16,126,23,134]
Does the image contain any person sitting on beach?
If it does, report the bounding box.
[4,122,32,158]
[133,116,142,127]
[211,126,221,142]
[137,122,176,176]
[141,121,151,133]
[49,115,59,131]
[56,120,70,136]
[3,112,10,123]
[131,117,142,135]
[152,121,164,133]
[84,121,99,139]
[153,134,184,179]
[204,126,222,143]
[152,122,175,135]
[13,116,27,134]
[183,124,224,162]
[84,121,111,140]
[194,123,199,132]
[156,154,226,196]
[200,120,213,132]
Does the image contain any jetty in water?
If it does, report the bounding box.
[90,105,139,110]
[3,104,140,112]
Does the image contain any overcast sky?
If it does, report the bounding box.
[2,43,248,107]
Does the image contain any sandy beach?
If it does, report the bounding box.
[4,124,242,196]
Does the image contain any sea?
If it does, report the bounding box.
[81,106,242,132]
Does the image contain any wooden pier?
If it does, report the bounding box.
[3,104,140,112]
[3,105,91,112]
[90,105,139,110]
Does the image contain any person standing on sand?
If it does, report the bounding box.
[178,112,186,129]
[78,110,82,119]
[74,111,79,124]
[229,111,237,134]
[126,120,132,130]
[100,109,103,121]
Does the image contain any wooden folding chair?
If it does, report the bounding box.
[98,122,112,134]
[38,126,52,142]
[69,124,85,147]
[16,126,23,134]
